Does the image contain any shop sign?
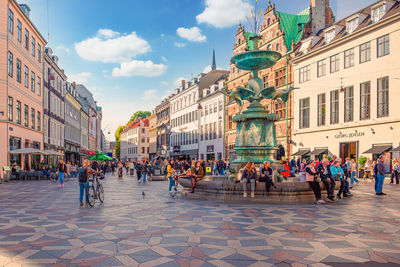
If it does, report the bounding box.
[207,145,214,153]
[334,131,365,139]
[173,146,180,153]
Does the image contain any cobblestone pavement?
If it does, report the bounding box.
[0,174,399,267]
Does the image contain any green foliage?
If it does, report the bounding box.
[358,157,368,169]
[126,111,151,126]
[115,125,125,159]
[324,156,332,161]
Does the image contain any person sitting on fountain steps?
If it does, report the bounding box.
[241,162,258,198]
[259,161,278,195]
[317,158,336,201]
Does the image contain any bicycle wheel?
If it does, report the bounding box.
[87,186,96,207]
[97,184,104,203]
[49,174,58,182]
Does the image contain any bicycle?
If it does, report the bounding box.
[49,173,58,182]
[87,173,105,207]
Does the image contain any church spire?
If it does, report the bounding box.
[211,44,216,71]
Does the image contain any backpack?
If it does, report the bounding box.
[78,167,88,183]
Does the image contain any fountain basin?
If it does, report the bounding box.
[231,50,282,71]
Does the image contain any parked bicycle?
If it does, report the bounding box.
[87,173,105,207]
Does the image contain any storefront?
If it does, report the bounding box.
[363,144,393,173]
[65,142,81,164]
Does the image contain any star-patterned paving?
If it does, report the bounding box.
[0,173,399,267]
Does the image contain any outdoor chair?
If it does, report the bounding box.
[18,171,26,181]
[33,171,41,180]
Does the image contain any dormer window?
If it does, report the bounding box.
[346,18,358,34]
[325,30,335,44]
[372,4,386,23]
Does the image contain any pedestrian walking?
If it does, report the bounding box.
[390,159,399,184]
[167,160,177,195]
[350,159,359,186]
[305,160,325,204]
[375,155,387,195]
[70,162,77,178]
[56,159,67,188]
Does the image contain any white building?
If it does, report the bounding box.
[80,110,89,151]
[198,78,226,161]
[292,0,400,172]
[120,119,149,162]
[169,78,201,160]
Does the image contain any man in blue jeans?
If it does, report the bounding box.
[375,155,386,195]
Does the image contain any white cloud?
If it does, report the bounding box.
[102,70,109,74]
[55,45,70,54]
[142,89,158,100]
[203,65,212,73]
[68,72,92,83]
[174,77,186,87]
[176,27,207,42]
[174,42,187,48]
[98,29,120,38]
[111,60,167,77]
[75,30,151,63]
[161,81,169,86]
[196,0,252,28]
[161,56,167,62]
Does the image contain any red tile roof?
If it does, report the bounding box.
[121,119,149,134]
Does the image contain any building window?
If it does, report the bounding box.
[299,98,310,129]
[37,77,41,96]
[200,125,204,141]
[8,9,13,34]
[299,65,310,83]
[276,43,280,51]
[16,59,21,83]
[346,18,358,34]
[38,44,41,63]
[275,68,286,87]
[330,90,339,124]
[214,102,217,113]
[24,66,29,88]
[8,51,13,77]
[218,99,223,111]
[344,48,354,68]
[17,20,22,42]
[31,108,36,129]
[205,124,208,140]
[8,97,13,122]
[360,81,371,120]
[317,60,326,77]
[330,54,340,73]
[325,30,335,44]
[16,101,21,125]
[372,4,385,23]
[317,93,326,126]
[228,115,233,130]
[218,120,222,138]
[31,71,35,92]
[377,76,389,118]
[359,42,371,63]
[25,29,29,50]
[213,122,217,139]
[377,35,389,57]
[37,111,41,131]
[24,105,28,127]
[31,37,36,57]
[344,86,354,122]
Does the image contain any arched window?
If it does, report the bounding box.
[276,43,280,51]
[238,38,241,44]
[267,18,271,26]
[267,44,272,51]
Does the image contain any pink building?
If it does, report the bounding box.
[0,1,46,175]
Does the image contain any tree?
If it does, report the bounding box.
[126,111,151,126]
[115,125,125,159]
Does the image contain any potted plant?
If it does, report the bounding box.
[358,156,367,178]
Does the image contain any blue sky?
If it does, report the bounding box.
[21,0,376,140]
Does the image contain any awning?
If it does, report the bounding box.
[363,145,392,154]
[9,148,45,154]
[292,149,310,156]
[309,148,329,156]
[391,146,400,152]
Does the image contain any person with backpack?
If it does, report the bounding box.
[56,159,67,188]
[78,159,101,207]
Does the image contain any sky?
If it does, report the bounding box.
[21,0,377,141]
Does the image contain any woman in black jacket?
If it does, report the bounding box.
[241,162,258,198]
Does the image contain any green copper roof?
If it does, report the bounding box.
[275,7,310,52]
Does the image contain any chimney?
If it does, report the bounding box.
[19,4,31,18]
[310,0,335,34]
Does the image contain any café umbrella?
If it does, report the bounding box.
[89,152,113,161]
